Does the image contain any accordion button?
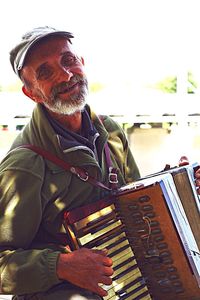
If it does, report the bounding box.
[142,204,154,211]
[138,195,150,202]
[150,220,160,227]
[167,266,177,273]
[169,274,179,280]
[160,251,171,258]
[157,242,168,250]
[175,287,185,294]
[160,286,172,293]
[154,235,165,242]
[128,204,139,210]
[154,271,167,278]
[146,249,160,256]
[172,281,182,287]
[134,219,144,225]
[151,228,162,234]
[144,212,155,218]
[152,264,162,270]
[163,258,173,264]
[131,212,143,218]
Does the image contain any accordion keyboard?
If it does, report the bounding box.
[64,202,152,300]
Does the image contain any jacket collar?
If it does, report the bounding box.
[44,106,100,152]
[21,104,109,171]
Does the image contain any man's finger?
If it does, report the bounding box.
[179,156,189,166]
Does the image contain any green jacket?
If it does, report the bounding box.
[0,104,140,297]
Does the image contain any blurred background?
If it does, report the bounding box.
[1,1,200,298]
[1,0,200,178]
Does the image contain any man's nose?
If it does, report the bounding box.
[59,67,73,81]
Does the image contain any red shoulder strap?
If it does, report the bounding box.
[17,144,112,192]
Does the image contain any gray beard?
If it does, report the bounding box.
[43,91,87,115]
[43,80,88,115]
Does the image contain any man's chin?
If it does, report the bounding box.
[44,100,86,116]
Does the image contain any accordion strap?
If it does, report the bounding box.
[104,142,119,190]
[17,144,112,192]
[99,115,119,190]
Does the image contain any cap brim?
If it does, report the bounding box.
[15,31,74,77]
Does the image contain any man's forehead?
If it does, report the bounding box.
[31,36,72,53]
[25,37,73,63]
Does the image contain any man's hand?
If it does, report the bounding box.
[163,156,189,171]
[178,156,189,167]
[194,167,200,195]
[57,247,113,297]
[178,156,200,194]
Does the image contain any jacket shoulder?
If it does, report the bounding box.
[99,114,124,133]
[0,147,45,177]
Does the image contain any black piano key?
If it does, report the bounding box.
[112,263,139,281]
[86,210,118,227]
[75,210,120,237]
[84,226,126,248]
[86,218,120,235]
[113,256,135,271]
[116,276,146,293]
[118,283,150,300]
[105,236,127,250]
[133,290,151,300]
[109,244,130,259]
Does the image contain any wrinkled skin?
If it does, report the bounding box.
[57,248,114,297]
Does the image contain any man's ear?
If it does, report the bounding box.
[81,57,85,65]
[22,85,34,101]
[22,85,41,103]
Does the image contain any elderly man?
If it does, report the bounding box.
[0,26,140,300]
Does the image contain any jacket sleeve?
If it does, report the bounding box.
[124,138,141,182]
[0,158,61,295]
[102,115,141,183]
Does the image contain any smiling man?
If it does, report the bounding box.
[0,26,140,300]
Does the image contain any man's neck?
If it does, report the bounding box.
[47,109,82,133]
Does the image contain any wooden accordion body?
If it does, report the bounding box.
[63,165,200,300]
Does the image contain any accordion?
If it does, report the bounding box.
[63,164,200,300]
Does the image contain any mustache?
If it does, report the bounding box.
[51,75,88,96]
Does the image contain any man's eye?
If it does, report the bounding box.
[37,67,53,80]
[62,55,78,66]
